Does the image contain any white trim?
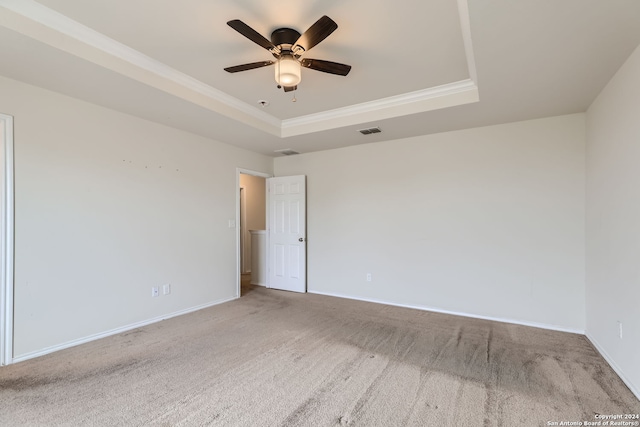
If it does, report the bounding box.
[281,80,479,137]
[0,0,480,139]
[11,296,236,364]
[236,168,271,298]
[308,290,585,335]
[0,0,281,135]
[586,332,640,401]
[239,185,247,274]
[0,113,15,366]
[457,0,478,84]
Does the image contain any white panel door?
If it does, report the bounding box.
[268,175,306,293]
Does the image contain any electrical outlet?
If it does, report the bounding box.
[151,286,159,297]
[366,273,372,282]
[163,284,171,295]
[618,321,623,339]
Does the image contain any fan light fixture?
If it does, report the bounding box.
[275,55,301,86]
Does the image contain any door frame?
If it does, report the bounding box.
[235,168,271,298]
[239,186,246,273]
[0,113,15,366]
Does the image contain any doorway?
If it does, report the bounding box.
[237,169,268,297]
[0,113,15,366]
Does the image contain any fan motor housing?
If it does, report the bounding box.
[271,28,301,47]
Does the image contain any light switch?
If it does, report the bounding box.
[228,220,236,228]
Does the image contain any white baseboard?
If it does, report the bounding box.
[11,296,237,364]
[9,288,638,402]
[250,281,266,287]
[307,291,640,399]
[307,290,585,335]
[586,332,640,401]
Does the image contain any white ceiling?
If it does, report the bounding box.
[1,0,639,156]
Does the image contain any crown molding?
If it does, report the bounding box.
[0,0,479,139]
[281,80,479,137]
[0,0,281,134]
[456,0,478,84]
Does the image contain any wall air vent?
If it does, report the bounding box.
[274,149,300,156]
[358,127,382,135]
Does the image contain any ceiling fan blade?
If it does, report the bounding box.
[224,61,275,73]
[301,59,351,76]
[294,16,338,52]
[283,85,297,92]
[227,20,276,51]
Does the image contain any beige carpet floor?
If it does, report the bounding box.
[1,285,638,426]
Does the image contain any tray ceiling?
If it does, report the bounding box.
[0,1,639,155]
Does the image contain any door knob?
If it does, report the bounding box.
[298,237,305,242]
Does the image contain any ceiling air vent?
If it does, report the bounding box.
[274,149,300,156]
[358,127,382,135]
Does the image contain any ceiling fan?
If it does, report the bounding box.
[224,16,352,92]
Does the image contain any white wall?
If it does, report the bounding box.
[0,75,272,359]
[275,114,586,332]
[586,44,640,398]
